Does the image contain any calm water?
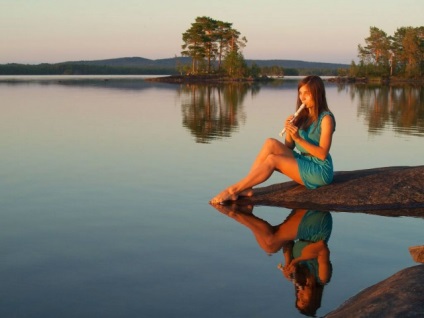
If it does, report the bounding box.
[0,75,423,318]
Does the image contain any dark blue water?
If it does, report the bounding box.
[0,76,422,317]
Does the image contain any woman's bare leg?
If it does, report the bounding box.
[249,138,287,172]
[237,139,287,198]
[214,204,282,253]
[212,204,307,253]
[210,139,303,204]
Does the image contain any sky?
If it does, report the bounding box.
[1,0,423,65]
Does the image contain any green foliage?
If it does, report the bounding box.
[283,68,300,76]
[223,51,248,78]
[258,65,284,77]
[353,26,424,78]
[181,16,247,75]
[249,63,261,78]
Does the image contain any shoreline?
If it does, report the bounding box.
[147,74,424,85]
[144,74,277,84]
[328,76,424,85]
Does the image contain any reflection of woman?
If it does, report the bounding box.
[211,204,332,317]
[210,76,335,204]
[278,211,332,317]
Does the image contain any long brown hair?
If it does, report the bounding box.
[294,261,333,317]
[295,76,331,129]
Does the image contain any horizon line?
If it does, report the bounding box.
[0,55,351,66]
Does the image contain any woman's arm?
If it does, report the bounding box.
[288,240,331,284]
[282,240,294,264]
[284,115,296,149]
[285,136,295,149]
[288,114,334,160]
[277,240,295,280]
[316,242,331,284]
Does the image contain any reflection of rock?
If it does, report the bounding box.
[325,265,424,318]
[241,166,424,217]
[409,246,424,263]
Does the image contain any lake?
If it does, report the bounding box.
[0,75,423,317]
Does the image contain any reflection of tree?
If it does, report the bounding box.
[179,83,255,143]
[391,86,424,136]
[352,85,424,136]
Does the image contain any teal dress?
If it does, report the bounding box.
[292,210,333,284]
[293,111,335,189]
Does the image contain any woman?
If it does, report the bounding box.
[210,75,335,204]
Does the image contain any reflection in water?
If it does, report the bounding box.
[179,81,424,143]
[3,77,423,139]
[211,204,332,317]
[0,76,149,88]
[179,84,258,143]
[346,84,424,136]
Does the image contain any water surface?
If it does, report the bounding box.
[0,76,423,317]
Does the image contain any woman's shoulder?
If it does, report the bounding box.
[319,111,336,130]
[319,110,334,119]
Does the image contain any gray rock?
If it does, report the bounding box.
[241,166,424,217]
[325,265,424,318]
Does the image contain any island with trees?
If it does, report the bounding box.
[147,16,280,83]
[337,26,424,83]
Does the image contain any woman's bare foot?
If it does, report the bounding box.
[209,188,238,204]
[209,202,253,217]
[210,202,238,217]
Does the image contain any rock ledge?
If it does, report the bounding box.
[325,265,424,318]
[241,166,424,217]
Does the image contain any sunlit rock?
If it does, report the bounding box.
[324,265,424,318]
[409,246,424,263]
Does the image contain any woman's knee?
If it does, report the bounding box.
[263,138,282,151]
[263,154,280,170]
[262,237,282,253]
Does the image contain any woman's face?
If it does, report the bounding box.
[296,285,313,310]
[298,85,314,110]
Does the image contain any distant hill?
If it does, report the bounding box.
[65,57,158,67]
[0,56,349,75]
[67,56,348,70]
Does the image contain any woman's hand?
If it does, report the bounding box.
[278,263,295,281]
[285,115,294,128]
[286,121,301,141]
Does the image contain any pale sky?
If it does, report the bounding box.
[1,0,422,64]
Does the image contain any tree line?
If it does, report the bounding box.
[0,63,175,75]
[0,61,337,77]
[347,26,424,78]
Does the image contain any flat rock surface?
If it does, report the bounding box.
[241,166,424,217]
[325,265,424,318]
